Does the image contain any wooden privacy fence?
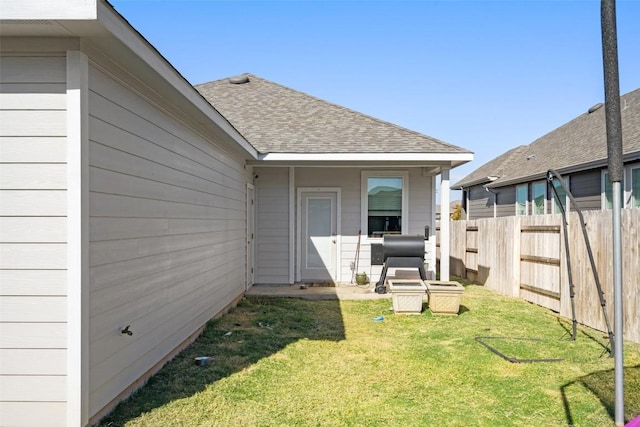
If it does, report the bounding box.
[439,209,640,344]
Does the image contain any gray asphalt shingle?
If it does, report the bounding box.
[196,74,471,155]
[454,88,640,188]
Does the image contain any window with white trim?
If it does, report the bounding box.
[361,171,408,238]
[551,177,569,214]
[516,184,527,216]
[532,181,546,215]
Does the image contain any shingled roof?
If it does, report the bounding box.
[195,74,472,156]
[454,88,640,189]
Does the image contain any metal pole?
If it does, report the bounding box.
[600,0,624,425]
[612,181,624,426]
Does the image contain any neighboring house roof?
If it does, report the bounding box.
[196,74,472,156]
[454,88,640,189]
[453,145,528,188]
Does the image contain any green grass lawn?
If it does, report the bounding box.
[99,283,640,427]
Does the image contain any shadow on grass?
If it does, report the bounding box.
[555,318,612,356]
[98,297,345,426]
[561,364,640,425]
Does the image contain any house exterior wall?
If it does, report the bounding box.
[495,186,516,217]
[85,60,249,419]
[464,162,640,220]
[0,52,69,425]
[407,168,436,275]
[253,167,290,284]
[467,181,557,219]
[252,167,436,284]
[465,184,511,218]
[569,169,602,211]
[295,168,360,281]
[467,185,495,219]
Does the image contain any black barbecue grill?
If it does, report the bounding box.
[375,235,427,294]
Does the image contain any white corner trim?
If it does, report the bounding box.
[288,167,295,284]
[66,50,89,427]
[430,174,437,274]
[439,169,450,281]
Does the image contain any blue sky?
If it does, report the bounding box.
[111,0,640,199]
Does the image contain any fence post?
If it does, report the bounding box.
[512,216,521,297]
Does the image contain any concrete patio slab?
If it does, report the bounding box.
[245,283,393,300]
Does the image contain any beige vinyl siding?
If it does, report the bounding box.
[407,169,435,274]
[296,168,360,281]
[254,167,291,283]
[87,64,248,415]
[0,54,68,427]
[295,167,436,282]
[407,169,434,234]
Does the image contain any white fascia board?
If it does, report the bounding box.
[94,2,257,158]
[258,152,474,162]
[0,0,97,19]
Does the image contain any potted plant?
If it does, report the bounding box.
[355,272,369,286]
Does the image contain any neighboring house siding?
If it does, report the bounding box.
[465,184,515,219]
[562,170,601,211]
[495,186,516,217]
[86,64,248,416]
[0,55,68,426]
[468,168,613,220]
[468,185,494,219]
[254,167,290,283]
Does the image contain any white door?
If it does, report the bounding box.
[299,190,338,282]
[246,184,255,288]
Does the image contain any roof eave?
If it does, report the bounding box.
[256,152,473,162]
[485,151,640,188]
[94,1,258,158]
[0,0,258,160]
[249,152,473,170]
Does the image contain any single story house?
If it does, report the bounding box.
[0,1,472,426]
[454,88,640,219]
[194,74,471,286]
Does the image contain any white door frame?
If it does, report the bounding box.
[296,187,342,282]
[246,183,255,289]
